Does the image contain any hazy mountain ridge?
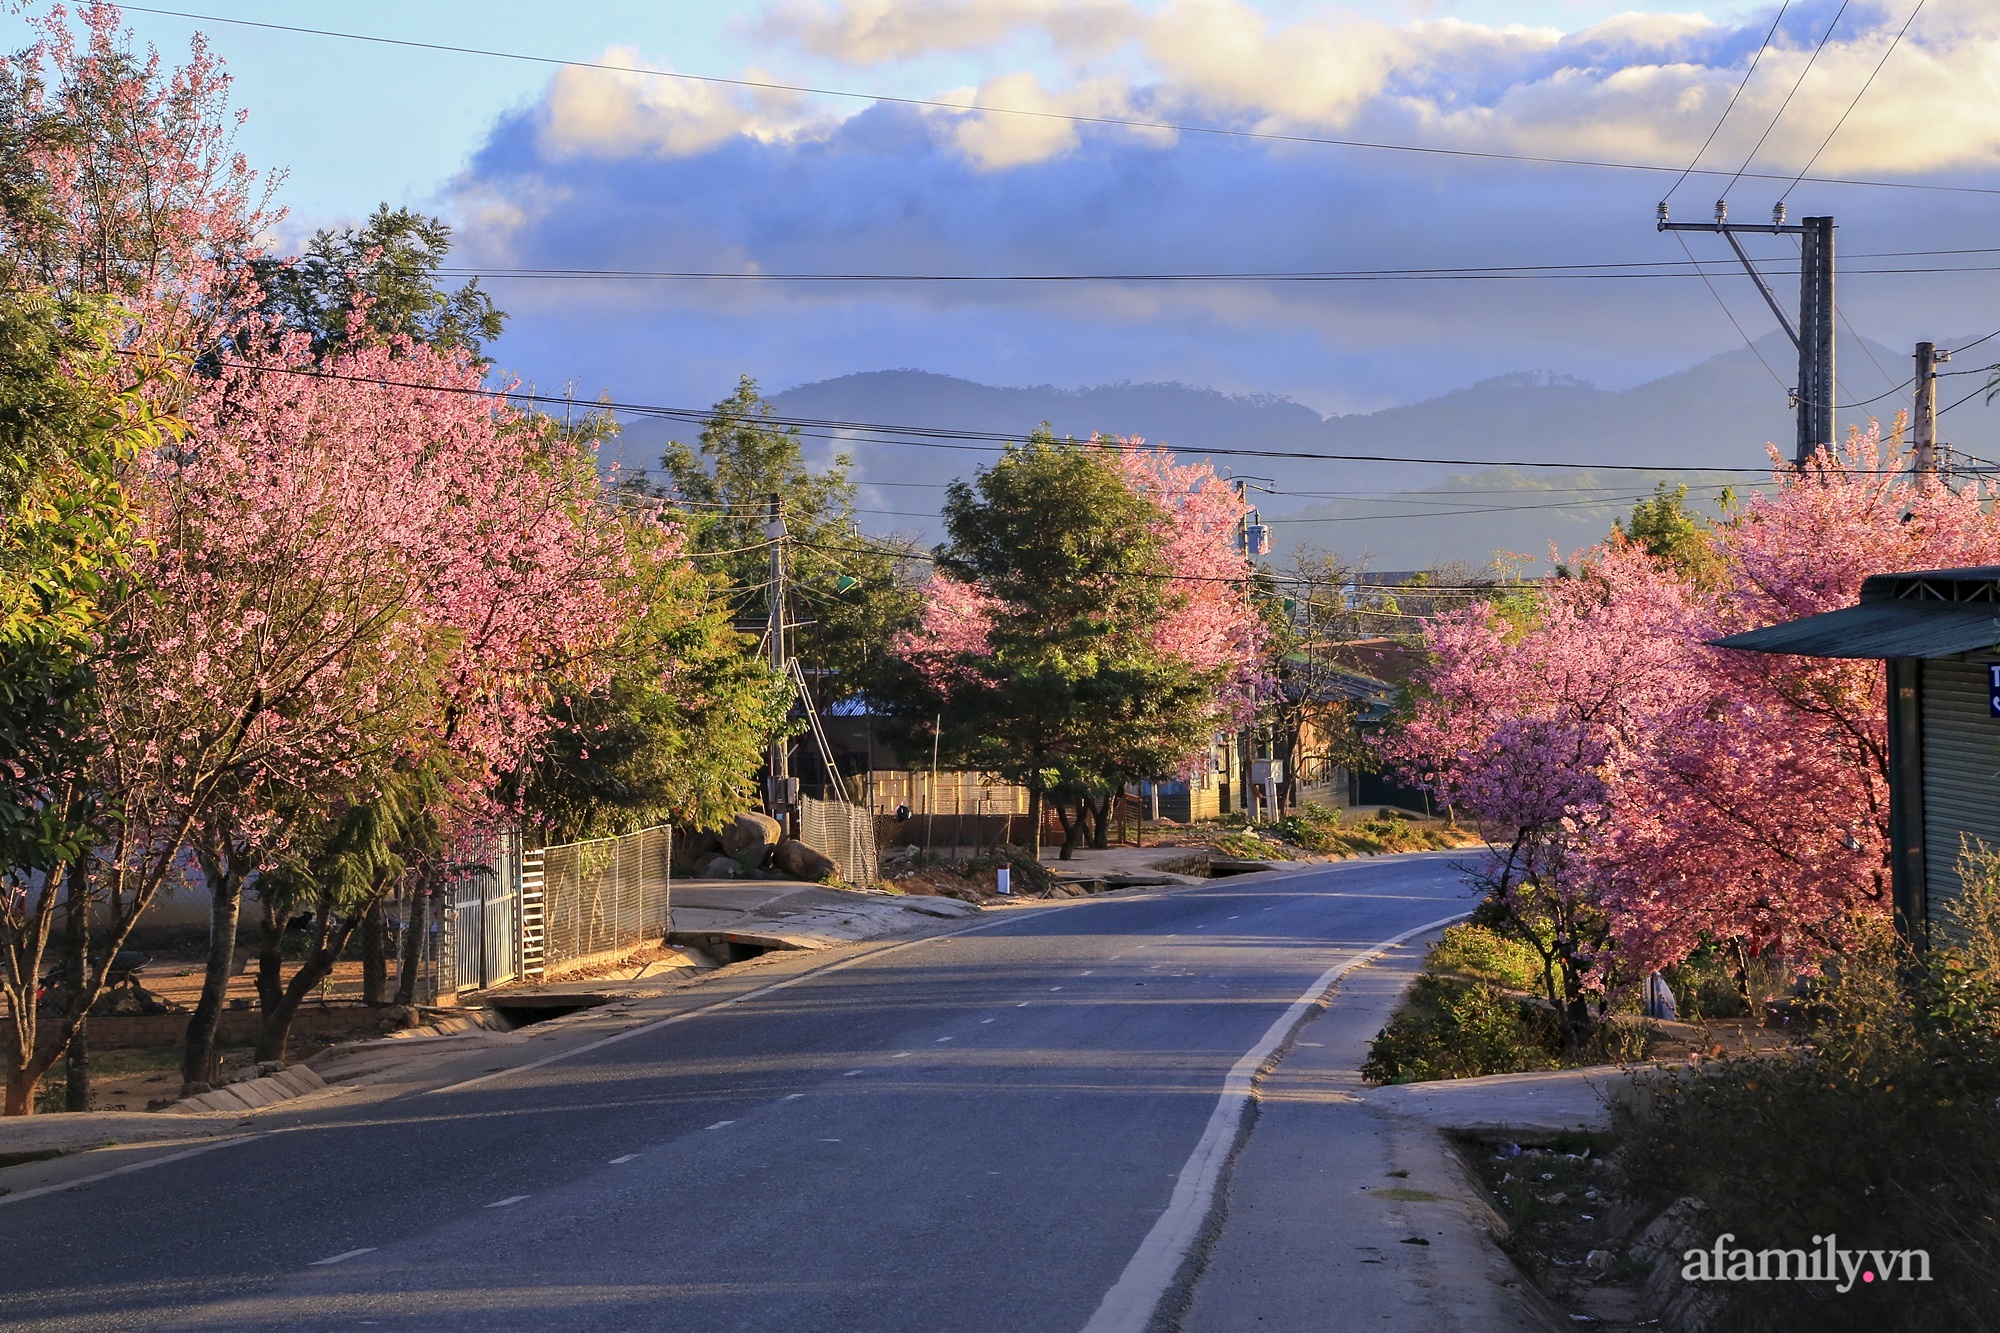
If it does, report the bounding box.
[605,334,1999,569]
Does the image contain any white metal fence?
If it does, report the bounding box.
[521,826,672,980]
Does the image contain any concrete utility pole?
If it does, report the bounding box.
[765,492,793,828]
[1913,341,1941,474]
[1658,201,1835,467]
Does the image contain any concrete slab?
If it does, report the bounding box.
[1362,1067,1633,1138]
[1183,939,1563,1333]
[0,1110,242,1164]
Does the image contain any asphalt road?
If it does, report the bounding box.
[0,852,1472,1333]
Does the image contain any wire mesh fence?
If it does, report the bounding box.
[800,796,879,885]
[522,825,671,978]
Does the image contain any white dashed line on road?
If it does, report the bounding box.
[980,1018,995,1023]
[705,1120,735,1130]
[844,1069,864,1076]
[781,1093,805,1101]
[309,1248,376,1266]
[486,1196,529,1209]
[892,1052,912,1059]
[1016,1002,1030,1007]
[935,1036,953,1042]
[609,1154,639,1164]
[1049,986,1064,992]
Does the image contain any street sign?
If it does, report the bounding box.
[1989,663,2000,718]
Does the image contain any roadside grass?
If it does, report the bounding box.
[1361,923,1653,1084]
[1197,803,1478,863]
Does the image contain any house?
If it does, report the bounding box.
[1715,567,2000,944]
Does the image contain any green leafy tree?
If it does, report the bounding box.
[0,293,173,1114]
[890,433,1216,857]
[254,204,504,359]
[520,502,789,841]
[1611,482,1723,583]
[656,377,917,787]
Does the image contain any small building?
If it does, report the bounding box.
[1716,567,2000,943]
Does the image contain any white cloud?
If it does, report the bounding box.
[482,1,2000,185]
[757,0,1136,65]
[537,46,817,160]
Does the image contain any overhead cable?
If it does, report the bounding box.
[116,4,2000,197]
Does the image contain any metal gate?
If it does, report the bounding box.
[447,831,521,992]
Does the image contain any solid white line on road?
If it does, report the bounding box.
[486,1196,529,1208]
[1079,909,1468,1333]
[610,1154,639,1164]
[781,1093,806,1101]
[0,1132,267,1209]
[309,1248,376,1266]
[705,1120,735,1130]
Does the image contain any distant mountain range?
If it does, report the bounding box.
[608,333,1999,570]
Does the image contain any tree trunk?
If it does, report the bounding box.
[1088,794,1113,850]
[1053,801,1080,861]
[257,896,365,1063]
[182,839,244,1091]
[394,877,430,1008]
[4,1064,42,1117]
[359,900,388,1006]
[256,894,284,1013]
[1024,787,1044,862]
[62,860,91,1112]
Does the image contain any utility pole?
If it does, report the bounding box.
[1659,201,1835,467]
[765,492,793,831]
[1913,341,1941,474]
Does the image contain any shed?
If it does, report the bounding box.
[1714,567,2000,943]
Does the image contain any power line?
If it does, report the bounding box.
[1674,232,1790,393]
[435,258,2000,284]
[1664,0,1792,205]
[117,4,2000,198]
[182,352,1931,477]
[1724,0,1854,198]
[1779,0,1928,204]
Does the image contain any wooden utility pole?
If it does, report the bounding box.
[765,492,793,828]
[1913,341,1939,474]
[1658,201,1835,467]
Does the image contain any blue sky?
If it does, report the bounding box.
[21,1,2000,422]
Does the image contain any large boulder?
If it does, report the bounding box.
[773,837,839,883]
[673,829,721,874]
[695,852,744,880]
[717,812,782,869]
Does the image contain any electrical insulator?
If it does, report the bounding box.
[1771,202,1786,228]
[1714,198,1728,224]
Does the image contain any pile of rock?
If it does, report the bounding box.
[676,813,840,883]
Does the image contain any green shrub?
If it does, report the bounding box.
[1273,802,1344,853]
[1430,923,1545,992]
[1211,832,1278,860]
[1618,873,2000,1331]
[1362,974,1558,1084]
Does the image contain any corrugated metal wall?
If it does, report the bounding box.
[1921,659,2000,922]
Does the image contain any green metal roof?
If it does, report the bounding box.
[1713,567,2000,660]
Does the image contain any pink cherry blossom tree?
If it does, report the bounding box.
[1387,429,2000,1005]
